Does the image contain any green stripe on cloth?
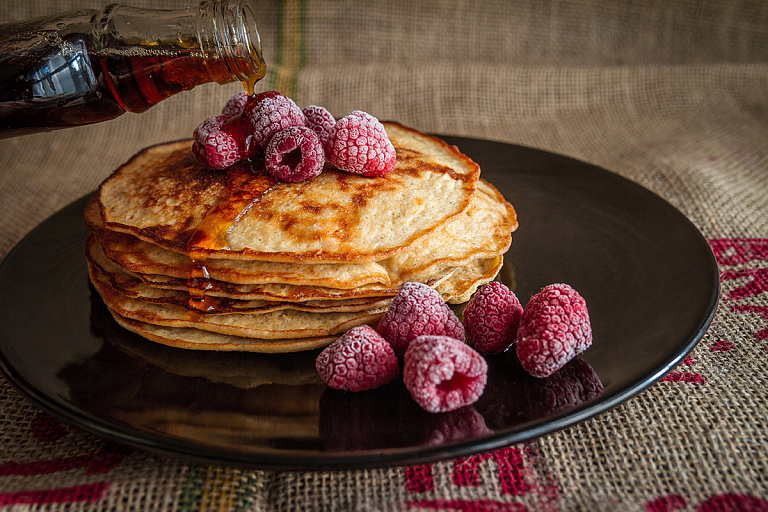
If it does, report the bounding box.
[267,0,306,98]
[232,471,268,512]
[178,464,268,512]
[180,465,253,511]
[178,464,207,512]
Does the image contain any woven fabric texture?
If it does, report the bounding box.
[1,1,766,510]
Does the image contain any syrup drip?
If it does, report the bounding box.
[183,163,277,321]
[186,262,220,321]
[242,75,259,95]
[183,78,274,322]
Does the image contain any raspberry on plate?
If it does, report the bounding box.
[326,110,397,176]
[377,282,465,355]
[246,92,306,148]
[265,126,325,183]
[302,105,336,147]
[403,335,488,413]
[516,283,593,378]
[315,325,399,392]
[463,282,523,354]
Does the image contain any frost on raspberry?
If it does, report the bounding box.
[193,113,229,143]
[193,129,241,170]
[240,90,281,120]
[315,325,399,392]
[246,92,306,148]
[516,283,593,378]
[326,110,397,176]
[463,281,523,354]
[265,126,325,183]
[403,335,488,413]
[221,91,249,116]
[376,282,465,355]
[302,105,336,147]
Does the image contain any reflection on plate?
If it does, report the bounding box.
[78,289,602,453]
[0,136,718,469]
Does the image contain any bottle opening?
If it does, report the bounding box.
[198,0,267,86]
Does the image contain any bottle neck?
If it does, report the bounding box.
[197,0,266,88]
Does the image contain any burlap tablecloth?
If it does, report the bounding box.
[1,1,767,510]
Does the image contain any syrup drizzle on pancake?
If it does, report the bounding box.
[186,165,278,254]
[187,264,217,319]
[184,163,278,321]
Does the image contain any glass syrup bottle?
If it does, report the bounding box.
[0,1,266,138]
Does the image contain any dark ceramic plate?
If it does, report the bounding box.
[0,136,719,470]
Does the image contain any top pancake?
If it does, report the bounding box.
[97,122,480,264]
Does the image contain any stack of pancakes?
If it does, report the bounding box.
[85,122,518,352]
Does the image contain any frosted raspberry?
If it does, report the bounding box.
[246,92,306,148]
[326,110,396,176]
[192,131,239,170]
[193,113,229,143]
[377,282,465,355]
[403,335,488,413]
[265,126,325,183]
[315,325,399,392]
[241,90,281,120]
[463,282,524,354]
[192,114,255,169]
[516,283,593,378]
[302,105,336,147]
[221,91,249,116]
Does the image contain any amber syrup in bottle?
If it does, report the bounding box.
[0,1,266,138]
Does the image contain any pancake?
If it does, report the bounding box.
[434,256,504,303]
[95,249,500,304]
[381,179,515,284]
[90,240,499,337]
[97,122,481,263]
